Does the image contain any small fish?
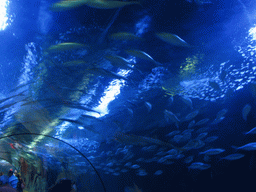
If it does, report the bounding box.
[182,129,194,134]
[127,108,133,116]
[244,127,256,135]
[184,155,194,164]
[166,130,180,137]
[109,32,142,41]
[46,42,87,53]
[105,55,133,70]
[168,96,174,105]
[50,0,87,11]
[211,116,225,125]
[196,132,208,140]
[194,0,212,5]
[182,139,205,150]
[220,153,245,161]
[233,142,256,151]
[84,0,140,9]
[155,33,191,47]
[196,127,209,133]
[131,164,140,169]
[195,118,210,126]
[216,108,228,119]
[242,104,251,121]
[62,60,88,66]
[199,148,225,155]
[164,110,180,128]
[154,170,163,175]
[188,162,211,170]
[184,110,199,121]
[125,49,160,65]
[204,136,218,143]
[144,102,152,112]
[180,95,193,109]
[188,120,195,128]
[173,135,184,143]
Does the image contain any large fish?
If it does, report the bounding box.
[114,132,183,151]
[50,0,140,11]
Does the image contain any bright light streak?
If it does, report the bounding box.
[92,69,130,117]
[0,0,9,31]
[249,25,256,40]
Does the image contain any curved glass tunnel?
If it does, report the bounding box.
[1,0,256,191]
[0,133,105,192]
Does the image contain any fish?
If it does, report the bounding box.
[125,49,161,65]
[196,127,209,133]
[188,120,195,128]
[164,110,180,128]
[199,148,225,155]
[242,104,251,121]
[216,108,228,119]
[144,102,152,112]
[188,162,211,170]
[195,118,209,126]
[51,0,140,11]
[182,129,194,134]
[203,136,218,143]
[155,33,191,47]
[84,0,140,9]
[194,0,213,5]
[184,155,194,164]
[182,139,205,150]
[232,142,256,151]
[211,116,225,125]
[184,110,199,121]
[244,127,256,134]
[114,132,182,151]
[46,42,87,53]
[62,60,88,67]
[154,170,163,175]
[109,32,142,41]
[220,153,245,161]
[105,55,134,70]
[196,132,208,140]
[166,130,180,137]
[180,95,193,109]
[50,0,87,12]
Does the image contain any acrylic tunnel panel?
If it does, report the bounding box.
[0,134,105,192]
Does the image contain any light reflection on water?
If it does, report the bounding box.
[0,0,9,31]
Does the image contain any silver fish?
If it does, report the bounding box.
[188,162,211,170]
[199,148,225,155]
[233,142,256,151]
[221,153,245,161]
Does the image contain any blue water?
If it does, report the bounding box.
[1,0,256,191]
